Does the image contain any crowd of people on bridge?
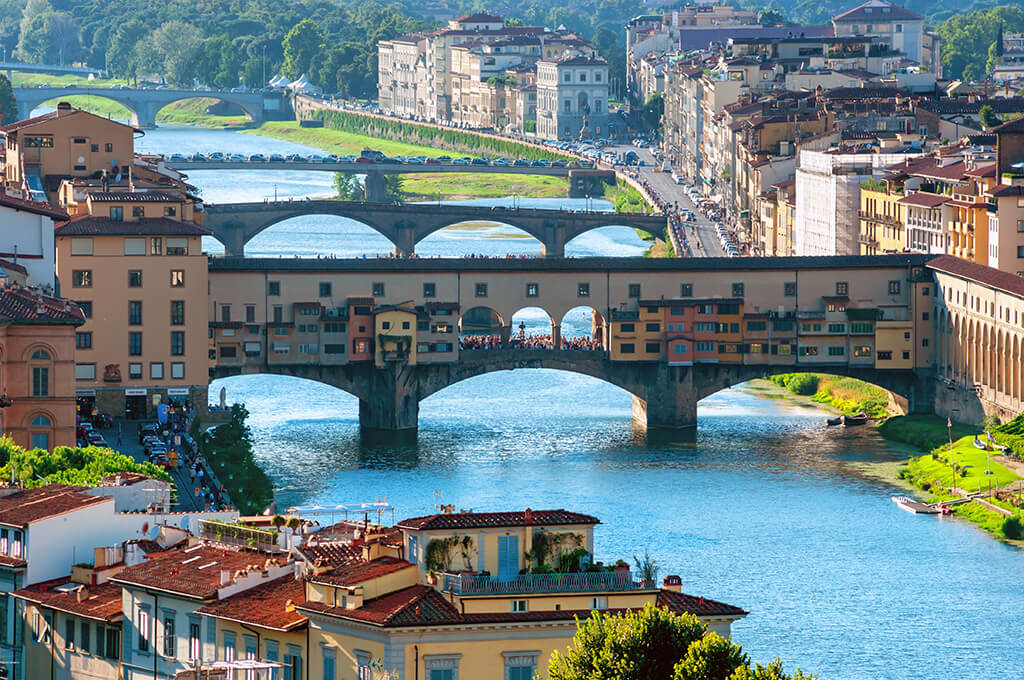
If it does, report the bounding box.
[459,334,604,351]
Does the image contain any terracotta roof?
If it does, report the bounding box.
[993,116,1024,134]
[308,556,414,587]
[12,580,123,622]
[898,192,949,208]
[885,156,967,181]
[833,0,922,23]
[55,216,211,237]
[298,585,746,628]
[98,472,153,486]
[0,110,60,132]
[453,13,503,22]
[198,576,306,631]
[397,509,600,531]
[928,254,1024,297]
[112,546,282,600]
[0,554,27,569]
[0,195,68,221]
[0,286,86,325]
[989,184,1024,197]
[0,259,27,276]
[297,541,363,566]
[0,485,108,528]
[965,162,996,178]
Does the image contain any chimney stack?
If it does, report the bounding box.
[663,575,682,592]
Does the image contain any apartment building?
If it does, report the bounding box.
[55,201,210,419]
[831,0,929,69]
[0,195,69,288]
[536,55,612,140]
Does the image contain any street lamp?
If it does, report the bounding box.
[262,45,267,88]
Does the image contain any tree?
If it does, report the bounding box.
[643,92,665,129]
[0,73,17,125]
[547,604,706,680]
[148,21,203,87]
[281,19,324,80]
[333,172,364,200]
[980,104,1002,129]
[672,633,748,680]
[105,20,147,81]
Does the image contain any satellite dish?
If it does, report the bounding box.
[77,156,85,163]
[111,158,119,167]
[114,174,122,183]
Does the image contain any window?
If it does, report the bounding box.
[510,600,527,612]
[372,282,385,297]
[31,365,49,398]
[166,238,187,256]
[526,283,539,297]
[189,620,200,661]
[164,207,176,217]
[221,346,238,358]
[75,364,96,380]
[835,281,848,296]
[620,323,635,332]
[150,238,162,256]
[72,270,92,287]
[76,300,92,319]
[854,345,872,357]
[163,614,175,657]
[138,609,150,652]
[628,283,641,298]
[24,135,53,148]
[673,343,688,353]
[828,323,846,333]
[268,281,281,296]
[784,282,796,296]
[109,206,123,222]
[319,282,333,298]
[170,301,185,325]
[245,305,255,323]
[70,238,93,256]
[171,331,185,356]
[747,321,767,332]
[80,620,90,654]
[828,346,845,356]
[895,23,902,32]
[223,631,236,662]
[124,270,143,288]
[322,647,336,680]
[922,311,929,321]
[888,280,901,295]
[132,206,145,217]
[799,345,818,356]
[619,343,635,354]
[129,332,142,356]
[75,332,92,349]
[150,362,164,379]
[104,142,113,152]
[578,282,590,297]
[877,350,892,360]
[221,305,231,323]
[922,338,929,347]
[124,238,146,255]
[129,363,142,380]
[475,283,488,297]
[680,283,693,297]
[732,282,745,297]
[171,362,185,379]
[170,270,185,287]
[65,618,74,650]
[127,299,142,325]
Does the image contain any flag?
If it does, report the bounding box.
[947,417,952,428]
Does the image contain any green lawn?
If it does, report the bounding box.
[10,73,129,88]
[879,414,981,452]
[906,436,1021,492]
[244,121,460,158]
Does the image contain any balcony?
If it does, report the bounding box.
[442,570,652,595]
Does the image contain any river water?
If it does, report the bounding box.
[139,125,1024,679]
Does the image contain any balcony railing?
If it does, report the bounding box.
[442,570,652,595]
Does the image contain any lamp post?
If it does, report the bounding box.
[262,45,267,88]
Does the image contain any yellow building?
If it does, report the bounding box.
[374,303,419,367]
[859,179,906,255]
[946,162,996,264]
[294,509,746,680]
[55,204,211,418]
[0,102,138,200]
[773,179,797,256]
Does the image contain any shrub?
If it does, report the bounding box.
[784,374,819,396]
[1002,517,1022,539]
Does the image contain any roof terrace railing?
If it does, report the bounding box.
[443,570,652,595]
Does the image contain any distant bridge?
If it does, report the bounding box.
[1,61,104,79]
[201,200,667,257]
[13,86,287,128]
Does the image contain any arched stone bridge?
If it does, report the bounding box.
[202,200,668,257]
[13,86,286,128]
[210,350,933,431]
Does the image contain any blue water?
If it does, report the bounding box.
[136,124,1024,679]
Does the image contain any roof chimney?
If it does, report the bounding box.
[57,101,72,111]
[524,508,532,524]
[663,575,682,592]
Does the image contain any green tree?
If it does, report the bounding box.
[980,104,1002,129]
[149,21,203,87]
[0,73,18,125]
[643,92,664,129]
[547,604,706,680]
[672,633,748,680]
[105,20,147,81]
[729,660,817,680]
[281,19,324,80]
[333,172,364,200]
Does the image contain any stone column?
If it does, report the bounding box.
[364,171,388,203]
[358,367,419,431]
[632,365,698,429]
[552,324,561,349]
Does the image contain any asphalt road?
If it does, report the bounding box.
[604,144,727,258]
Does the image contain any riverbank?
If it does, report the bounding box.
[767,373,892,417]
[191,404,274,515]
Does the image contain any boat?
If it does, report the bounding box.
[842,413,869,427]
[826,416,842,427]
[892,496,940,514]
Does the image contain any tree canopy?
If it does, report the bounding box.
[0,436,171,489]
[0,73,17,125]
[547,604,815,680]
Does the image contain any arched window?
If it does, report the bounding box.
[31,349,50,360]
[30,415,50,427]
[29,349,52,398]
[28,414,51,450]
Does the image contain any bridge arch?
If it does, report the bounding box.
[559,306,606,350]
[241,213,396,258]
[459,306,505,335]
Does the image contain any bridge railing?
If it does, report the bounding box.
[442,570,650,595]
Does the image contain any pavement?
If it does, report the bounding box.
[98,419,208,511]
[602,144,727,258]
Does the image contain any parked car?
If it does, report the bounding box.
[248,154,266,162]
[470,157,489,165]
[513,158,531,167]
[268,154,285,162]
[286,154,305,162]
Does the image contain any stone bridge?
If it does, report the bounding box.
[13,86,287,128]
[1,60,104,79]
[202,200,667,257]
[210,349,933,431]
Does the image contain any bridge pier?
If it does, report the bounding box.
[130,101,160,129]
[632,365,698,429]
[358,366,419,432]
[365,172,388,203]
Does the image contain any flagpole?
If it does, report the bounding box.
[948,416,955,493]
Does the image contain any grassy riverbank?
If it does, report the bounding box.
[767,373,892,417]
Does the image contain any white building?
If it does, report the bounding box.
[900,192,950,254]
[536,55,612,140]
[0,195,68,289]
[832,0,925,66]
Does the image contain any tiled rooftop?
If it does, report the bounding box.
[0,194,68,221]
[308,556,414,587]
[198,576,306,631]
[113,545,284,600]
[13,580,123,622]
[928,254,1024,298]
[0,287,86,325]
[55,216,211,237]
[0,485,108,528]
[397,509,600,531]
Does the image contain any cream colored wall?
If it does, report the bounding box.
[375,310,418,366]
[207,616,305,668]
[458,590,655,614]
[875,322,913,369]
[414,525,593,575]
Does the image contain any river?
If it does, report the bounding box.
[139,125,1024,680]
